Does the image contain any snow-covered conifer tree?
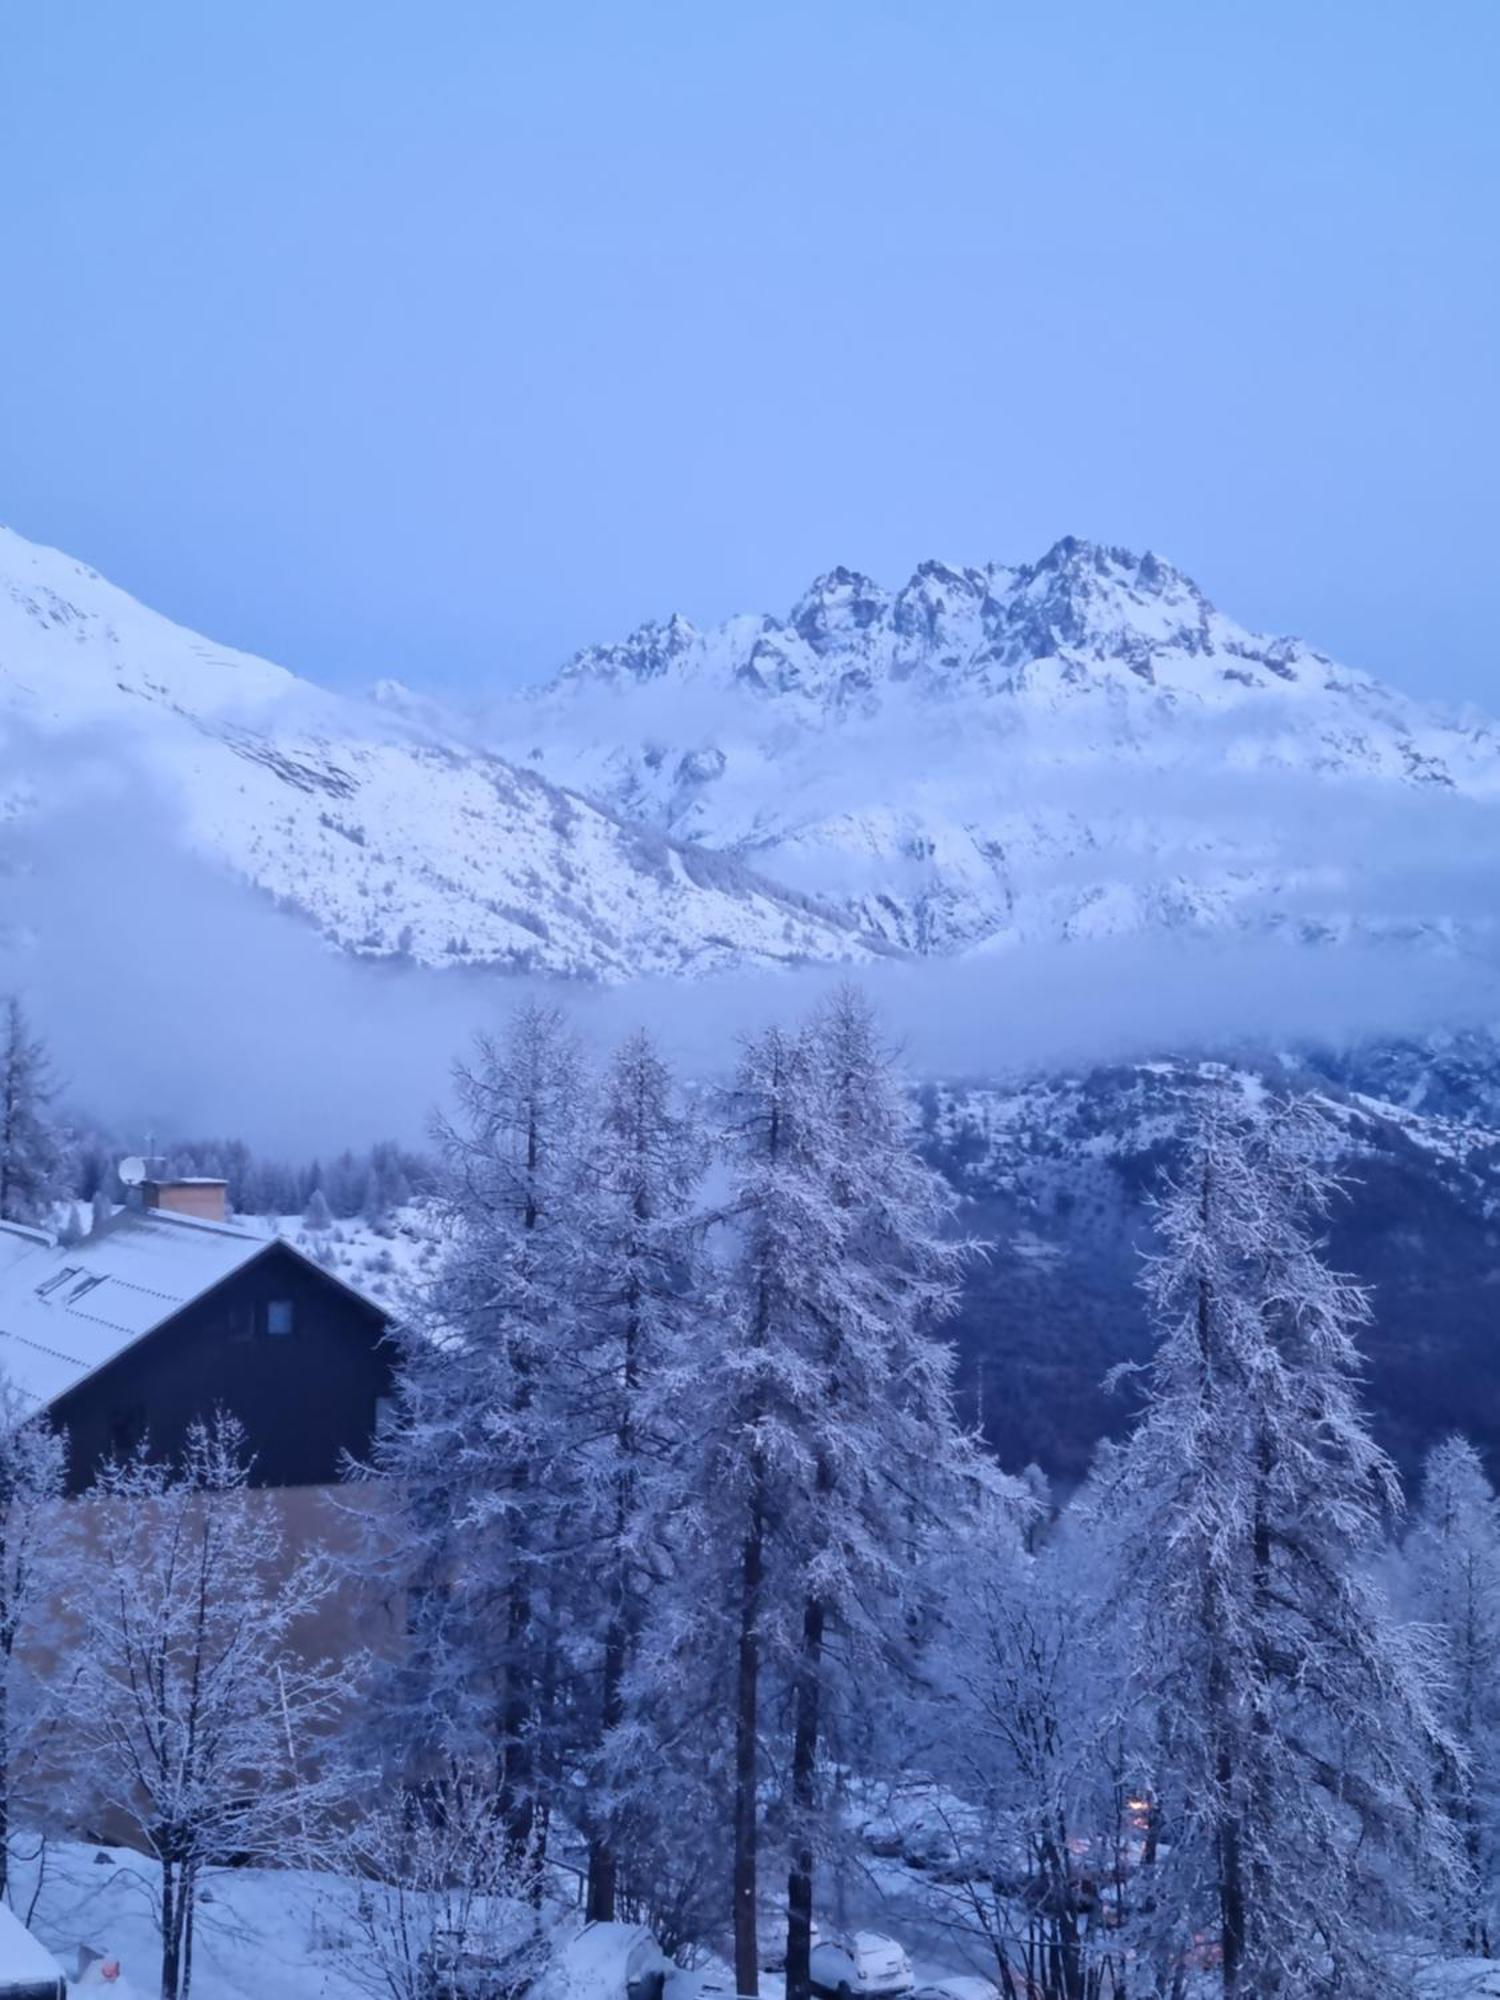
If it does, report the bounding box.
[1110,1095,1454,1997]
[574,1028,706,1921]
[779,988,977,2000]
[1403,1434,1500,1952]
[0,999,66,1226]
[368,1004,592,1873]
[661,992,978,1996]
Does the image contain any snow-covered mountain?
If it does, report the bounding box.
[515,537,1500,954]
[0,528,878,977]
[5,523,1496,984]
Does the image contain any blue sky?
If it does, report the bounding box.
[2,1,1497,702]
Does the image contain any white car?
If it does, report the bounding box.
[910,1979,1000,2000]
[809,1932,914,2000]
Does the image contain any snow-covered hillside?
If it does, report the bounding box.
[0,528,876,977]
[919,1041,1500,1481]
[515,537,1500,954]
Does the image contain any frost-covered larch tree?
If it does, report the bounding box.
[0,999,66,1226]
[780,988,978,2000]
[1110,1094,1455,1998]
[575,1029,706,1921]
[665,992,977,1997]
[696,1018,815,1997]
[368,1004,592,1873]
[1403,1434,1500,1953]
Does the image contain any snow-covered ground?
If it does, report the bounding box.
[10,1836,374,1999]
[6,1813,1485,1999]
[7,1838,704,2000]
[261,1203,447,1318]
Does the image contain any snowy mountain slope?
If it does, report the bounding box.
[0,527,880,977]
[513,538,1500,953]
[922,1045,1500,1481]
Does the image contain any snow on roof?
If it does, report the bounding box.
[0,1207,280,1412]
[0,1224,50,1283]
[0,1898,63,1987]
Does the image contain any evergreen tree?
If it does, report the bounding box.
[576,1029,706,1921]
[781,988,977,2000]
[1404,1435,1500,1953]
[663,992,978,1996]
[368,1004,591,1873]
[0,999,65,1226]
[1110,1097,1455,1997]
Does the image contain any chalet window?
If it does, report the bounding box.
[266,1299,295,1338]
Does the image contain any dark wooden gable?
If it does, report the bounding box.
[48,1241,394,1494]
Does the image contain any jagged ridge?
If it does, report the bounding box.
[518,537,1500,954]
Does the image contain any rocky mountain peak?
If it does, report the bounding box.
[993,536,1214,675]
[789,566,890,653]
[519,534,1493,962]
[558,609,700,687]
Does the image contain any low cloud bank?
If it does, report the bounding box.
[1,725,1496,1153]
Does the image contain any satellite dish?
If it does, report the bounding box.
[118,1157,148,1189]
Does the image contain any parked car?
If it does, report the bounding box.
[809,1932,914,2000]
[910,1979,1000,2000]
[860,1815,906,1858]
[623,1929,672,2000]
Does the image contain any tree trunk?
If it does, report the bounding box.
[734,1506,765,1999]
[1213,1700,1246,1999]
[160,1856,182,2000]
[0,1642,10,1904]
[500,1105,542,1874]
[586,1600,627,1920]
[1192,1174,1246,1998]
[182,1862,196,1999]
[587,1246,646,1924]
[784,1594,826,2000]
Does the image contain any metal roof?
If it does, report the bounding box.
[0,1208,289,1412]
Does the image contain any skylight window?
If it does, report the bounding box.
[35,1267,81,1300]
